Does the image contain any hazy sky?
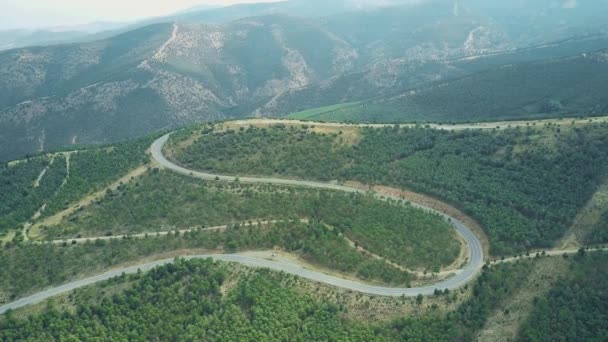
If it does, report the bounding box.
[0,0,281,30]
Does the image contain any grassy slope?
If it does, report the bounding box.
[287,102,360,120]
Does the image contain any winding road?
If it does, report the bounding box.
[0,133,485,314]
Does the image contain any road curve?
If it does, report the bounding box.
[0,133,484,314]
[151,134,485,292]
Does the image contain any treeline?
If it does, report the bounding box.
[47,171,458,271]
[174,124,608,255]
[519,251,608,341]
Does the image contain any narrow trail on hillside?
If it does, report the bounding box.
[33,155,55,188]
[153,23,178,62]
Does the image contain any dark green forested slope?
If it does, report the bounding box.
[173,123,608,255]
[2,217,419,304]
[518,252,608,341]
[308,50,608,123]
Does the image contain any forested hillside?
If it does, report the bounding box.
[589,211,608,244]
[519,252,608,341]
[42,170,459,278]
[3,0,608,161]
[172,122,608,255]
[4,253,605,341]
[0,136,151,237]
[0,157,66,234]
[294,50,608,123]
[0,259,381,341]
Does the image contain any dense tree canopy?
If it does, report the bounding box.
[588,211,608,244]
[3,253,580,341]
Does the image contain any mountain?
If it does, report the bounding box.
[2,0,608,161]
[267,34,608,117]
[0,16,359,161]
[290,49,608,123]
[0,0,361,52]
[0,22,129,52]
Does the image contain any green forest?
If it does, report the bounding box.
[173,123,608,255]
[0,137,151,239]
[40,139,151,219]
[518,252,608,341]
[298,50,608,124]
[0,259,382,341]
[44,170,459,273]
[5,253,602,341]
[588,211,608,244]
[0,156,66,234]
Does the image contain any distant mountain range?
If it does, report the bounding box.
[1,0,608,161]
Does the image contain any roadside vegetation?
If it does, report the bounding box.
[0,259,382,341]
[172,123,608,255]
[0,252,608,341]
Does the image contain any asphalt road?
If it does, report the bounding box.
[150,133,485,293]
[0,133,485,314]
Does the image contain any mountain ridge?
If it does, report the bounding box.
[2,1,608,161]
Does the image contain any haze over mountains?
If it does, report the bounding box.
[1,0,608,161]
